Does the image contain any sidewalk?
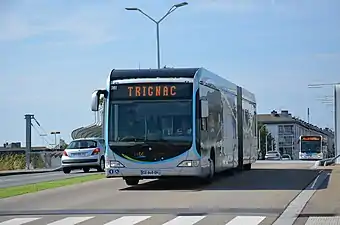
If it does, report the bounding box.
[0,167,61,176]
[301,165,340,216]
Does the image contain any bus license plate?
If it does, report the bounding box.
[141,170,161,176]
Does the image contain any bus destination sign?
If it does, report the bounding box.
[111,83,193,100]
[301,136,321,141]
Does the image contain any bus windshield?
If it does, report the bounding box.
[108,101,193,143]
[300,140,321,153]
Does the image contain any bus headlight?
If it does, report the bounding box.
[109,160,125,168]
[177,160,200,167]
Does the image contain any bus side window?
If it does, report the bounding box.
[200,99,209,131]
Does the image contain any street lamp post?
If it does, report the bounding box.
[258,125,265,150]
[126,2,188,69]
[335,84,340,164]
[265,133,270,154]
[50,131,60,148]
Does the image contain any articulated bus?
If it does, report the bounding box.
[299,135,327,160]
[91,68,257,186]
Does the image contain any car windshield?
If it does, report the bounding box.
[301,140,321,153]
[108,101,193,143]
[67,140,97,149]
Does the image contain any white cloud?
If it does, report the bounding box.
[0,1,121,45]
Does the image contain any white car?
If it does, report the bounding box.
[281,154,292,160]
[265,151,282,160]
[61,138,106,174]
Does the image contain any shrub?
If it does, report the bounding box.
[0,153,45,171]
[0,154,26,171]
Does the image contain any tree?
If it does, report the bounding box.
[59,139,68,150]
[258,123,276,159]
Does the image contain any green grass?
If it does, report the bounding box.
[0,174,105,199]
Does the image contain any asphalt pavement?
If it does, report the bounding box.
[1,161,336,225]
[0,169,102,188]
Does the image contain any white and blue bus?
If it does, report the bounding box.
[91,68,257,186]
[299,135,327,160]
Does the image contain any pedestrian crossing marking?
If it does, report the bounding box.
[226,216,266,225]
[0,218,40,225]
[162,215,206,225]
[47,216,94,225]
[103,216,151,225]
[2,215,338,225]
[305,216,340,225]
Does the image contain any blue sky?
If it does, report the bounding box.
[1,0,339,146]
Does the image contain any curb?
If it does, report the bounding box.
[272,170,329,225]
[0,167,62,177]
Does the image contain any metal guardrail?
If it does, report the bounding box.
[315,154,340,167]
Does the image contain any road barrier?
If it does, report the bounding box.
[314,154,340,167]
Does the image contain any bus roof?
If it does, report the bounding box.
[108,67,255,103]
[110,68,200,80]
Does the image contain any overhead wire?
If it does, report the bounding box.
[31,123,51,146]
[32,116,54,143]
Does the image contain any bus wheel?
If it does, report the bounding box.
[124,178,139,186]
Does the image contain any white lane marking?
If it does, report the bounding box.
[310,174,320,189]
[103,216,151,225]
[225,216,266,225]
[272,170,329,225]
[162,216,206,225]
[305,216,340,225]
[47,216,93,225]
[0,218,40,225]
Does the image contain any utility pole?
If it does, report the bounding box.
[258,125,266,158]
[335,84,340,164]
[307,108,310,123]
[308,82,340,164]
[25,114,34,170]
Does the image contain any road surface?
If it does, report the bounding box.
[0,161,336,225]
[0,170,102,188]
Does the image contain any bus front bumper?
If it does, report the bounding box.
[105,166,209,178]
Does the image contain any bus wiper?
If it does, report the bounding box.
[145,138,171,143]
[119,137,146,142]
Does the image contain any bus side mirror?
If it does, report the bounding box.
[201,100,209,118]
[91,91,100,111]
[91,90,108,112]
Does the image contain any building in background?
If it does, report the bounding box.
[258,110,335,160]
